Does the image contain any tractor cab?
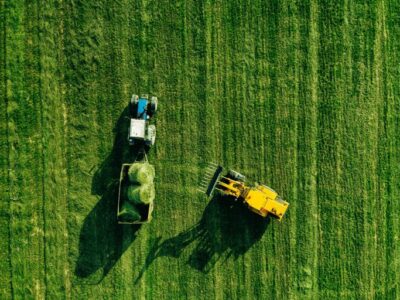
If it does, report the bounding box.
[136,96,151,120]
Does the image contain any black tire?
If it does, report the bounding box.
[130,94,139,117]
[130,94,139,105]
[227,170,246,182]
[148,96,158,117]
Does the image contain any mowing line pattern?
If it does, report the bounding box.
[1,1,400,299]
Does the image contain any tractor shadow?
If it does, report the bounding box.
[75,107,148,283]
[136,194,270,282]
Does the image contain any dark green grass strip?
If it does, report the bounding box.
[316,1,347,297]
[384,0,400,297]
[294,0,320,298]
[374,1,392,296]
[0,0,13,297]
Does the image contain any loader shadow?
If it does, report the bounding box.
[75,107,148,283]
[136,195,270,282]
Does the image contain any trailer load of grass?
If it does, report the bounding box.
[128,162,155,184]
[127,184,155,205]
[118,201,141,223]
[118,162,155,224]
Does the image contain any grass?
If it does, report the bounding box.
[1,0,400,299]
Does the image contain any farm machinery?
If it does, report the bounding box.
[117,93,158,224]
[128,94,157,146]
[200,165,289,221]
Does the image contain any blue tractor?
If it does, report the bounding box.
[128,94,157,146]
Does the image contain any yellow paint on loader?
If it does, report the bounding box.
[216,176,289,221]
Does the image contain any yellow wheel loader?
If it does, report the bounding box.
[202,166,289,221]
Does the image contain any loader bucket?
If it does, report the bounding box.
[205,166,223,197]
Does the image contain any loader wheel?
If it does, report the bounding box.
[228,170,246,182]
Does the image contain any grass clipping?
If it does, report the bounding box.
[128,162,155,184]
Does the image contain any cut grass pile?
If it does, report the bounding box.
[128,162,155,185]
[127,184,155,205]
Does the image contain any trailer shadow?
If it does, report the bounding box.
[136,195,270,282]
[75,107,148,283]
[74,184,141,283]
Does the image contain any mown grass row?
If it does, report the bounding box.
[3,1,47,298]
[0,0,12,297]
[2,0,400,299]
[38,0,70,298]
[382,0,400,296]
[62,0,127,298]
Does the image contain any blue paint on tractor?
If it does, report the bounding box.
[137,98,148,119]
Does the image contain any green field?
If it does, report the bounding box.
[1,0,400,299]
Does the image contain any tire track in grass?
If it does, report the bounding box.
[218,1,254,298]
[239,2,259,299]
[337,0,354,296]
[230,1,247,297]
[62,1,114,298]
[218,2,238,298]
[5,1,46,298]
[0,0,13,297]
[0,1,14,299]
[384,0,400,296]
[238,1,276,298]
[251,0,276,297]
[340,3,377,297]
[295,0,319,298]
[178,1,211,298]
[316,2,378,297]
[204,2,226,299]
[37,0,71,297]
[316,1,346,297]
[259,1,279,297]
[372,1,390,296]
[271,1,299,298]
[172,1,214,298]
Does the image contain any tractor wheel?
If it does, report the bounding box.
[130,94,139,105]
[149,96,158,116]
[148,125,156,146]
[227,170,246,182]
[130,94,139,117]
